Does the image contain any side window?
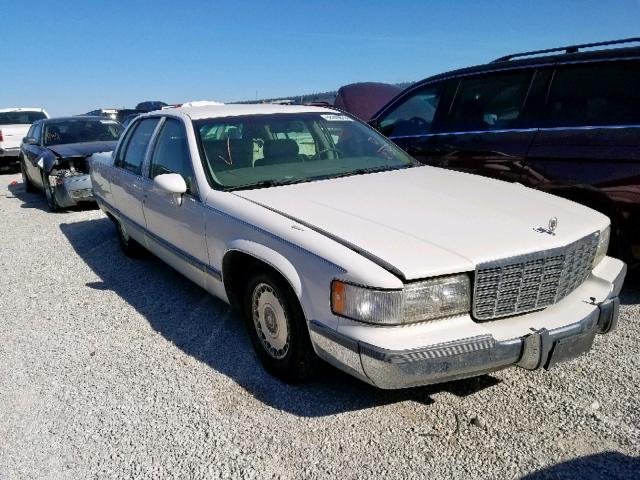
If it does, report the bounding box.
[544,61,640,128]
[31,123,43,144]
[378,83,444,137]
[119,118,160,175]
[444,71,533,132]
[149,119,195,193]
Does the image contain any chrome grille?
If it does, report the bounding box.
[473,232,599,320]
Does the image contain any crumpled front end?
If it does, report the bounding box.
[44,155,95,207]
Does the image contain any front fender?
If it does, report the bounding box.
[224,239,303,297]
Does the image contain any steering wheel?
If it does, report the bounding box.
[312,147,343,160]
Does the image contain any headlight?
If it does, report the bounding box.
[331,274,470,325]
[593,225,610,267]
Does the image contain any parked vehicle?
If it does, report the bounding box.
[369,38,640,265]
[85,109,119,120]
[120,113,141,128]
[116,109,145,124]
[333,82,403,121]
[21,116,123,211]
[135,101,168,112]
[90,104,625,389]
[0,108,49,170]
[162,100,224,109]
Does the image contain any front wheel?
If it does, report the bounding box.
[244,271,319,382]
[41,171,59,211]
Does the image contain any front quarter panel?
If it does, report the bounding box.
[203,189,404,330]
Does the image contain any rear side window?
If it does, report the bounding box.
[0,111,47,125]
[544,61,640,128]
[149,119,195,194]
[444,71,533,132]
[378,83,445,137]
[119,118,160,175]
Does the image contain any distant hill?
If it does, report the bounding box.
[234,82,414,105]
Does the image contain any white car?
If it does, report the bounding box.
[0,107,48,169]
[89,104,626,389]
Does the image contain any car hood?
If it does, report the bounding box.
[47,141,118,157]
[233,166,608,280]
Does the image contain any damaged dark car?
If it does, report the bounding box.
[20,116,123,211]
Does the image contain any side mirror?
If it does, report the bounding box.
[154,173,187,194]
[153,173,187,206]
[23,136,37,145]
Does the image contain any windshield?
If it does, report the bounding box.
[194,112,417,189]
[43,119,123,146]
[0,111,47,125]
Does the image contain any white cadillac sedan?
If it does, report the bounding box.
[90,104,626,389]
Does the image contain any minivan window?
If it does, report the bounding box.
[120,118,160,175]
[444,71,532,132]
[378,83,444,137]
[149,119,195,193]
[543,61,640,128]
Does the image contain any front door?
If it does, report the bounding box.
[428,70,538,183]
[142,117,208,288]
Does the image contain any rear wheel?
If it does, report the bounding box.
[243,271,318,382]
[41,171,59,211]
[114,218,145,257]
[20,158,36,193]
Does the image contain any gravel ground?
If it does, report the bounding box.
[0,171,639,479]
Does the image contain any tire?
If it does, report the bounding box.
[114,218,145,257]
[243,271,319,382]
[41,171,59,212]
[20,158,36,193]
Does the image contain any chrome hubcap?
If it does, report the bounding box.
[252,283,289,359]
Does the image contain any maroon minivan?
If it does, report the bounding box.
[369,38,640,265]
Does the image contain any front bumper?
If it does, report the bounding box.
[309,257,626,389]
[52,173,95,207]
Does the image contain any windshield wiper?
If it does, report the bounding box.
[312,164,413,182]
[231,178,302,190]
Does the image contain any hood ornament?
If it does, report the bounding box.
[534,217,558,236]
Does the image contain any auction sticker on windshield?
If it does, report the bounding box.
[321,114,352,122]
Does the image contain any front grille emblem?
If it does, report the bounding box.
[534,217,558,235]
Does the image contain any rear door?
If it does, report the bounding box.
[525,60,640,189]
[429,69,538,183]
[111,117,161,232]
[142,117,208,287]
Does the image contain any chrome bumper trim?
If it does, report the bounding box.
[310,293,622,389]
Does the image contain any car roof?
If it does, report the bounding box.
[0,107,46,113]
[40,116,119,123]
[421,45,640,84]
[155,103,341,120]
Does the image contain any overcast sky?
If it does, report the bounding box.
[1,0,639,116]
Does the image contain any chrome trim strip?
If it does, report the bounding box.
[389,124,640,141]
[309,320,496,365]
[96,193,222,281]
